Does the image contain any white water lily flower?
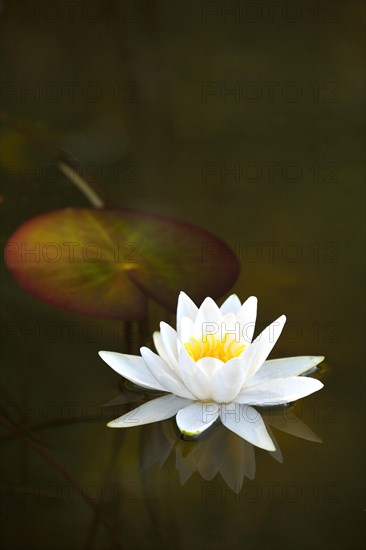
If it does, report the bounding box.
[99,292,324,451]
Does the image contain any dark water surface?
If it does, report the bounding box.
[1,1,365,549]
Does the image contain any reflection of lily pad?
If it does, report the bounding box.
[5,207,239,319]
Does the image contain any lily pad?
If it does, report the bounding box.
[5,207,239,319]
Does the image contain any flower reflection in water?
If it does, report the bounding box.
[106,385,321,493]
[141,406,321,492]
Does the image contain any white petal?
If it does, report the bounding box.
[176,402,219,435]
[199,296,222,321]
[159,322,179,368]
[236,376,324,406]
[248,356,325,385]
[236,296,258,343]
[180,316,195,343]
[196,355,223,375]
[221,312,237,332]
[107,394,191,427]
[210,358,248,403]
[242,315,286,382]
[196,357,225,401]
[192,297,223,340]
[220,294,242,315]
[176,291,198,336]
[99,351,165,391]
[220,404,275,451]
[152,331,169,363]
[140,347,194,399]
[178,348,214,401]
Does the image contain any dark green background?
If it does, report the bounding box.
[1,1,365,549]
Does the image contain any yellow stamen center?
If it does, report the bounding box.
[184,334,246,363]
